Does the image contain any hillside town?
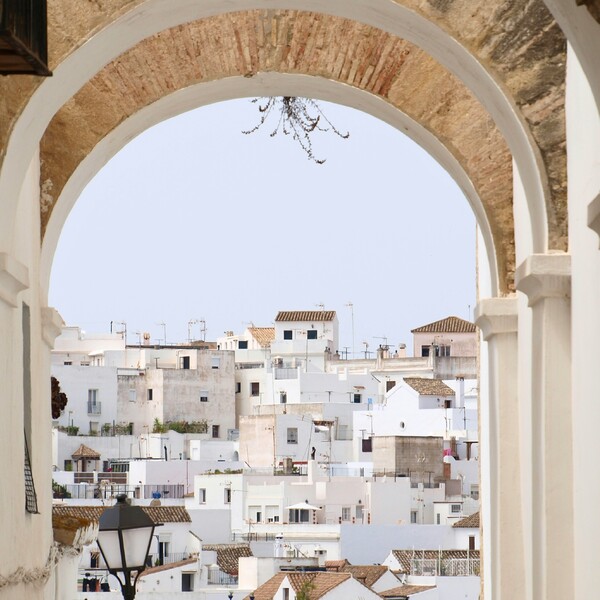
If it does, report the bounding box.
[51,310,481,599]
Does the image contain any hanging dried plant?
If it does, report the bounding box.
[242,96,349,164]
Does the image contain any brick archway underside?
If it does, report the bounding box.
[0,2,568,295]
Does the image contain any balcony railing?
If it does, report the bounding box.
[87,400,101,415]
[0,0,51,75]
[147,552,192,567]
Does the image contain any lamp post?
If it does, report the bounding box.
[228,592,234,599]
[96,494,158,600]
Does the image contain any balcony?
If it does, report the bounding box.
[87,400,101,415]
[0,0,51,75]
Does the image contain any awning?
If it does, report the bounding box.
[286,502,321,511]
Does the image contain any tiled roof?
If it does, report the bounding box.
[411,316,477,334]
[275,311,336,322]
[391,550,480,574]
[381,584,436,597]
[403,377,455,396]
[71,444,101,459]
[248,327,275,348]
[339,565,389,588]
[324,559,349,571]
[452,511,480,528]
[139,558,197,577]
[52,504,191,524]
[243,572,352,600]
[202,544,252,575]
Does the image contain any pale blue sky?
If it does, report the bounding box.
[49,98,476,357]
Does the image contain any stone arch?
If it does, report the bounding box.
[38,11,514,296]
[0,0,567,264]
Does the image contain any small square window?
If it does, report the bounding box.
[341,507,351,521]
[200,391,208,402]
[283,330,293,340]
[238,340,248,349]
[307,329,318,340]
[353,393,362,403]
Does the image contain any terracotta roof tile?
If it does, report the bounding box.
[71,444,101,459]
[452,511,480,528]
[275,311,336,322]
[244,571,355,600]
[52,504,191,524]
[202,544,253,575]
[340,565,389,588]
[324,559,349,571]
[381,584,436,597]
[391,550,480,574]
[139,558,197,577]
[248,327,275,348]
[411,316,477,334]
[403,377,455,396]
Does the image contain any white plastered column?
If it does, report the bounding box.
[475,297,525,600]
[515,253,572,600]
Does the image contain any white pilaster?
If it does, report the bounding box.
[0,252,29,307]
[475,297,525,600]
[515,253,572,600]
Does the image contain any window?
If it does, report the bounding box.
[469,535,476,551]
[439,345,451,357]
[411,510,418,524]
[361,438,372,452]
[421,346,430,357]
[353,393,362,403]
[451,504,462,513]
[283,588,290,600]
[280,391,287,404]
[198,488,206,503]
[200,391,208,402]
[211,357,220,369]
[287,427,298,444]
[128,389,136,402]
[181,573,194,592]
[341,506,351,521]
[147,388,153,401]
[238,340,248,349]
[64,459,72,471]
[307,329,318,339]
[63,361,72,366]
[283,330,293,340]
[89,421,99,434]
[470,484,480,501]
[289,509,309,523]
[437,513,441,524]
[250,382,260,396]
[224,488,231,504]
[235,382,241,393]
[181,355,190,369]
[212,425,220,438]
[88,389,98,404]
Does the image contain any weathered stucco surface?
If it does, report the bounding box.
[0,0,567,284]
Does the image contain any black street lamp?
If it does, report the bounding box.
[228,592,234,600]
[96,494,158,600]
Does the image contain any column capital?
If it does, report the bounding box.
[515,253,571,307]
[587,193,600,247]
[41,307,64,348]
[0,253,29,307]
[474,297,518,340]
